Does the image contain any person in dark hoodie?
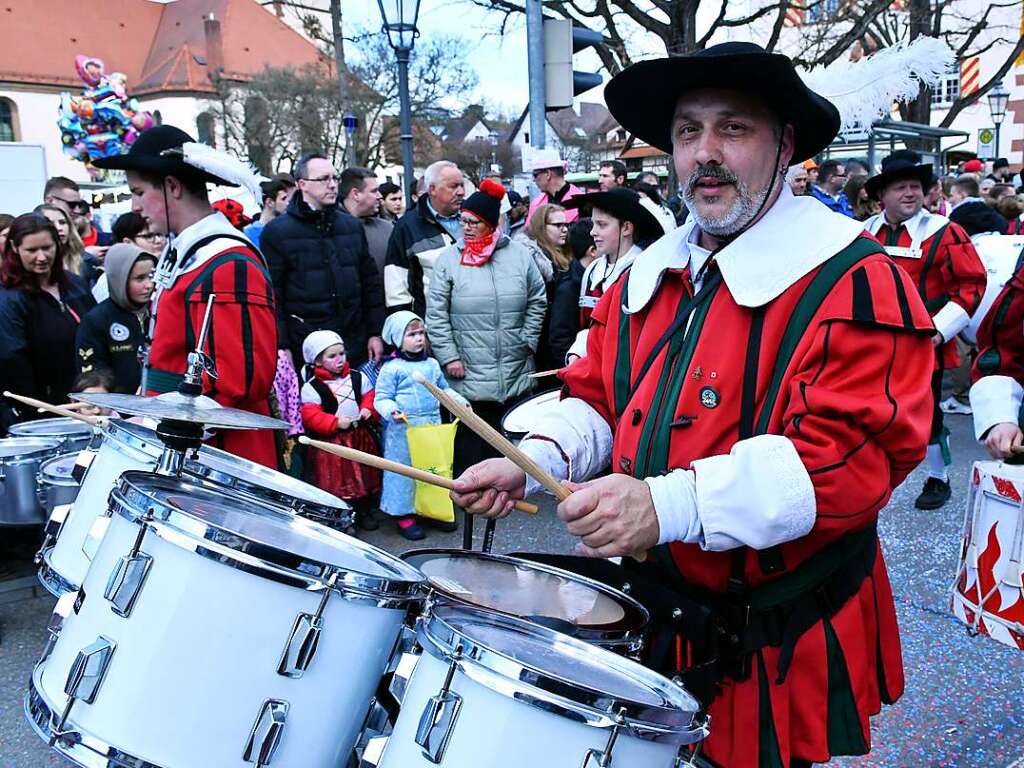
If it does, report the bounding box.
[75,243,156,393]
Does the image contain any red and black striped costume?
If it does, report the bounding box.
[560,234,934,767]
[147,214,278,467]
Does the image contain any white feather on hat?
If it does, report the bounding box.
[800,37,954,134]
[177,142,268,202]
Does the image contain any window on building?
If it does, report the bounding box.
[807,0,841,23]
[0,98,19,142]
[153,110,163,126]
[615,129,626,142]
[244,96,271,175]
[196,112,216,147]
[930,67,960,109]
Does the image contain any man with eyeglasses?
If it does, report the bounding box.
[808,159,854,217]
[44,176,112,250]
[526,149,583,225]
[261,153,385,375]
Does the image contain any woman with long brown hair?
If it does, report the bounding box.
[520,203,573,369]
[0,213,94,429]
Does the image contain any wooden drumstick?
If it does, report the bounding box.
[3,391,100,426]
[529,369,562,379]
[412,374,649,562]
[298,436,538,515]
[412,372,571,502]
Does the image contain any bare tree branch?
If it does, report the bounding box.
[940,34,1024,127]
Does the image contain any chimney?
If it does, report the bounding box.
[204,14,224,77]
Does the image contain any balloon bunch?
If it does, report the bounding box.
[57,55,155,179]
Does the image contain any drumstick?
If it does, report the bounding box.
[42,401,91,412]
[411,372,571,502]
[411,374,649,563]
[3,391,100,426]
[298,436,538,514]
[529,369,562,379]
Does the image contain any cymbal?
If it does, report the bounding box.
[70,391,290,431]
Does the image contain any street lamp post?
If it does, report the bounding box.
[377,0,421,210]
[986,80,1010,161]
[488,130,499,177]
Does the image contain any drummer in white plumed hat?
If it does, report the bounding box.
[526,148,585,226]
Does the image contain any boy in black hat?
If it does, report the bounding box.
[863,149,986,509]
[93,125,279,467]
[563,187,664,360]
[453,42,937,768]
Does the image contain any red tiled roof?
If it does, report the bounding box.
[619,145,668,159]
[0,0,327,95]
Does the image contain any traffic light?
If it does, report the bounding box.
[543,19,604,110]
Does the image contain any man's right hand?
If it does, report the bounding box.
[451,458,526,519]
[984,422,1023,459]
[446,360,466,379]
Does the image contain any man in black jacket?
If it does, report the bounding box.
[383,160,463,316]
[262,154,385,370]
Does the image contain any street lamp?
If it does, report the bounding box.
[986,80,1010,160]
[377,0,421,209]
[488,130,499,176]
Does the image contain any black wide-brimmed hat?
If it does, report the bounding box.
[864,150,934,200]
[604,42,840,164]
[564,188,663,242]
[93,125,233,186]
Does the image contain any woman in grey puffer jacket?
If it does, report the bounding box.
[426,179,547,474]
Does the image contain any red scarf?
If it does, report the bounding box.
[460,227,500,267]
[314,362,349,381]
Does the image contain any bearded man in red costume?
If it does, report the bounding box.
[94,126,278,467]
[452,43,935,768]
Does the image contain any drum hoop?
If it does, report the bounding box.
[9,417,94,439]
[402,548,649,645]
[0,438,63,467]
[418,607,704,744]
[36,548,78,598]
[38,453,82,487]
[100,419,165,461]
[26,673,165,768]
[185,451,351,517]
[109,471,424,604]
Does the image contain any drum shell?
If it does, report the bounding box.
[0,439,61,526]
[38,454,82,516]
[951,460,1024,649]
[37,510,416,768]
[46,430,156,592]
[500,389,561,440]
[377,648,683,767]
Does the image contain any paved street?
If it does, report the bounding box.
[1,410,1022,767]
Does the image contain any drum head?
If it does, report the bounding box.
[422,606,703,742]
[0,438,61,462]
[501,390,562,438]
[9,417,92,440]
[191,446,351,514]
[114,472,422,597]
[40,453,80,484]
[403,550,647,641]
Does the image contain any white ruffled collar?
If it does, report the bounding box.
[157,212,254,288]
[625,185,865,312]
[863,208,948,251]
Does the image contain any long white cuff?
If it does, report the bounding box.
[645,470,702,545]
[932,301,969,342]
[690,434,816,551]
[519,397,612,496]
[970,375,1023,440]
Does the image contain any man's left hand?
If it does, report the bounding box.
[558,474,660,559]
[368,336,384,362]
[931,332,944,347]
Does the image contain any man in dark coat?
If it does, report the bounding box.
[261,154,385,370]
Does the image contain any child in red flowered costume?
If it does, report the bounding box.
[300,330,381,528]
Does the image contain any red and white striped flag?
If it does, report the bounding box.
[783,2,805,27]
[960,56,980,96]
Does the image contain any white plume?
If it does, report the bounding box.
[178,142,267,202]
[801,37,955,132]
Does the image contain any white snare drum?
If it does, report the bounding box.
[501,389,561,440]
[951,461,1024,649]
[9,416,94,455]
[28,471,425,768]
[37,452,81,515]
[366,606,707,768]
[962,235,1024,344]
[401,549,649,654]
[0,438,62,526]
[39,419,352,597]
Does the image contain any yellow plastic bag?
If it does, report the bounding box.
[406,420,458,523]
